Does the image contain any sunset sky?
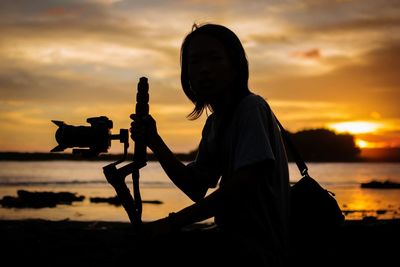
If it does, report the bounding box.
[1,0,399,154]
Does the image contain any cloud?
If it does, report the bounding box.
[291,48,321,60]
[1,0,400,151]
[259,41,400,124]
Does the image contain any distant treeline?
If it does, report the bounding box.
[285,128,361,162]
[1,128,399,162]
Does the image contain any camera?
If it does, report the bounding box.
[51,116,128,158]
[51,76,148,159]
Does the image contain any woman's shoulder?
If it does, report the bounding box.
[201,112,218,136]
[238,93,271,113]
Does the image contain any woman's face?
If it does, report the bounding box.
[187,34,236,103]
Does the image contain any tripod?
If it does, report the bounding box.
[102,77,149,232]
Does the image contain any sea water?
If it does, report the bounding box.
[0,161,399,222]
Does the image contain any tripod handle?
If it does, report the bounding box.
[133,77,149,164]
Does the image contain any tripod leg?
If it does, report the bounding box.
[103,163,141,231]
[132,168,142,227]
[113,184,138,227]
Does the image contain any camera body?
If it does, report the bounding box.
[51,116,114,157]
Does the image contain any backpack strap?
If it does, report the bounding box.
[273,116,309,177]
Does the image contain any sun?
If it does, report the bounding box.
[328,121,382,134]
[355,139,374,149]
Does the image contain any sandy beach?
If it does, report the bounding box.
[1,218,399,266]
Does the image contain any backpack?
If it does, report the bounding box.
[275,116,345,265]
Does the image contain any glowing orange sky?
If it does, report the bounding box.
[0,0,399,153]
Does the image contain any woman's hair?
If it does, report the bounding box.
[180,23,250,120]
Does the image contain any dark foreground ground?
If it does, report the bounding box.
[1,219,399,266]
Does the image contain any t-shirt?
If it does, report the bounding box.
[187,93,290,266]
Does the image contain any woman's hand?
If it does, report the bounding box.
[139,216,176,240]
[130,114,158,150]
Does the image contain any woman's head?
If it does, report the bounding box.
[181,23,250,119]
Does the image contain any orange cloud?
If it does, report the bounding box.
[291,48,321,60]
[45,7,67,16]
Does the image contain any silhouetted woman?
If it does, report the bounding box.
[130,23,290,266]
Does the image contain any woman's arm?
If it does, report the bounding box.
[140,161,272,238]
[130,114,208,201]
[150,134,208,202]
[167,160,272,228]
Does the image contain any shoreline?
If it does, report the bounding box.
[1,218,399,266]
[1,151,400,162]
